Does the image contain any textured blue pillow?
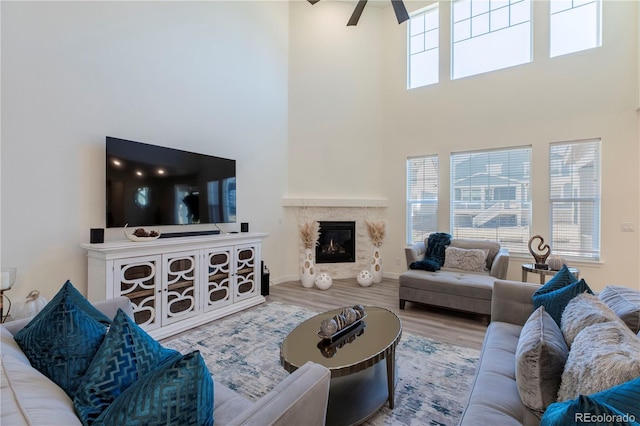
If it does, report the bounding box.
[541,377,640,426]
[30,280,111,326]
[14,293,108,397]
[74,309,182,425]
[93,350,214,426]
[534,265,579,296]
[533,277,593,327]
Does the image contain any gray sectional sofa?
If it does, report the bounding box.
[399,238,510,319]
[1,296,331,426]
[459,279,640,425]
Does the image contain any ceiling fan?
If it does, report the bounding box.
[307,0,410,26]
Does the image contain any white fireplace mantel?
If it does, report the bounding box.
[281,197,388,208]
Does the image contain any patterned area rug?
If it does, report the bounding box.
[162,302,479,426]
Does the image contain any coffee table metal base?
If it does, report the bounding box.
[326,358,397,426]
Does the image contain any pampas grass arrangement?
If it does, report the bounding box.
[365,220,386,247]
[299,221,320,249]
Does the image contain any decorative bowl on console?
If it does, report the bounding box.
[124,224,161,242]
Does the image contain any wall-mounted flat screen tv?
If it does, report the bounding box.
[106,137,236,228]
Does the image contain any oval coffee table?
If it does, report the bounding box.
[280,306,402,426]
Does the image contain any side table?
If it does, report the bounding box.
[521,263,580,285]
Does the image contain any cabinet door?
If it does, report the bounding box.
[203,248,233,311]
[234,244,259,301]
[161,251,200,325]
[113,255,161,331]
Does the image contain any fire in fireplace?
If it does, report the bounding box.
[316,221,356,264]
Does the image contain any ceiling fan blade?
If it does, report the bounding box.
[390,0,410,24]
[347,0,368,26]
[308,0,321,4]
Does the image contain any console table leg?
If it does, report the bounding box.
[386,349,395,409]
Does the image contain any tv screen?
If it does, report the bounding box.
[106,137,236,228]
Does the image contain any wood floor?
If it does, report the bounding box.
[267,277,488,350]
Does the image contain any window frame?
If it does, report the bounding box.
[450,146,532,255]
[407,155,439,244]
[549,139,601,260]
[407,4,440,90]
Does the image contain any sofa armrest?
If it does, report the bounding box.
[228,361,330,426]
[491,280,539,326]
[489,248,510,279]
[1,296,133,336]
[404,242,426,269]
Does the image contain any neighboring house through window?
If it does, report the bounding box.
[407,155,439,244]
[450,147,532,255]
[408,4,439,89]
[549,139,601,260]
[550,0,602,58]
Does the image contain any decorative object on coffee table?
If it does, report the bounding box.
[299,221,320,288]
[528,235,550,269]
[315,272,333,290]
[365,219,386,283]
[357,270,373,287]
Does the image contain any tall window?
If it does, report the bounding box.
[408,5,439,89]
[549,139,600,260]
[407,155,439,244]
[550,0,602,58]
[451,147,532,254]
[451,0,532,80]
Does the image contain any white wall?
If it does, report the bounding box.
[378,0,639,290]
[284,1,387,279]
[1,1,289,300]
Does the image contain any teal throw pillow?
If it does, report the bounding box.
[534,265,579,296]
[541,377,640,426]
[14,291,108,398]
[74,309,182,425]
[533,277,593,327]
[93,350,214,426]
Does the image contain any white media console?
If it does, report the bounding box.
[81,232,267,339]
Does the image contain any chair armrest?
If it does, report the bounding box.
[404,242,426,269]
[489,248,510,279]
[491,280,539,326]
[228,361,330,426]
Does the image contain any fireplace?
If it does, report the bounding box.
[316,221,356,264]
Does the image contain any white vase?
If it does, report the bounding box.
[301,248,316,288]
[370,247,383,283]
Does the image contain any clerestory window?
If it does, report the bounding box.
[451,0,532,80]
[408,4,439,89]
[550,0,602,58]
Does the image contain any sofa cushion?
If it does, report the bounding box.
[93,351,214,426]
[557,321,640,401]
[541,377,640,426]
[1,354,82,425]
[399,270,494,299]
[74,309,182,424]
[0,327,30,365]
[533,274,592,327]
[14,289,108,398]
[458,321,541,425]
[515,306,568,412]
[598,285,640,333]
[560,293,623,347]
[449,239,500,270]
[443,246,488,272]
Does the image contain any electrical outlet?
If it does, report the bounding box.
[396,257,401,266]
[621,222,635,232]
